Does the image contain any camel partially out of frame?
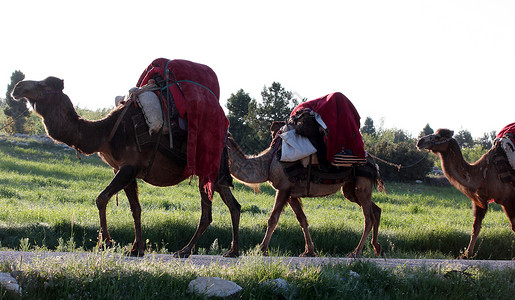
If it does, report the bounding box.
[226,125,384,257]
[417,128,515,258]
[11,76,241,258]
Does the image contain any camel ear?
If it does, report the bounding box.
[44,77,64,91]
[55,79,64,91]
[450,130,454,137]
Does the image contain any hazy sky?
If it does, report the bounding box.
[2,0,514,138]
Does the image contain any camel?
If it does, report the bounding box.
[225,123,384,257]
[11,76,241,258]
[417,128,515,258]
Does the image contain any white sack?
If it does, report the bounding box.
[280,129,317,162]
[136,91,168,135]
[501,137,515,170]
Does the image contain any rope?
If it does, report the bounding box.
[0,107,30,132]
[368,151,429,172]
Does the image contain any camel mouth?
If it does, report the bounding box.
[10,89,25,101]
[416,138,431,151]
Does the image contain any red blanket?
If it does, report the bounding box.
[291,92,365,160]
[137,58,229,196]
[497,122,515,139]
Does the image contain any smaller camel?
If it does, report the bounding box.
[417,128,515,258]
[226,125,384,257]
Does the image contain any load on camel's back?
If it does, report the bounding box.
[119,58,230,195]
[276,92,367,168]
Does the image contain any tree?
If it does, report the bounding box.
[226,89,261,153]
[361,117,376,136]
[454,129,474,148]
[253,82,299,149]
[418,123,434,138]
[3,70,30,134]
[474,131,496,150]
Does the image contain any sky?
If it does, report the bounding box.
[2,0,514,138]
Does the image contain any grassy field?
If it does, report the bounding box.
[0,134,513,259]
[0,134,514,299]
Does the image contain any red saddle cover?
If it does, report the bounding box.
[291,92,365,161]
[137,58,229,196]
[497,122,515,141]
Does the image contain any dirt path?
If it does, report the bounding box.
[0,250,513,270]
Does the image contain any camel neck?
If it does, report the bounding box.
[227,139,274,183]
[439,140,484,191]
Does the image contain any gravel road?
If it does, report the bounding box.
[0,250,513,270]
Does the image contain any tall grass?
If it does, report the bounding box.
[0,135,513,259]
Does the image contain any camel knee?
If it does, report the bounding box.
[199,214,213,227]
[96,194,109,210]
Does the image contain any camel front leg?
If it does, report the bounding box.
[96,166,138,251]
[173,184,213,258]
[260,189,290,256]
[288,197,315,257]
[501,201,515,260]
[124,180,144,257]
[461,203,487,259]
[370,202,382,256]
[216,185,241,257]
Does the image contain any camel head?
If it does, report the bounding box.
[416,128,455,153]
[12,76,64,105]
[11,76,81,145]
[11,76,77,118]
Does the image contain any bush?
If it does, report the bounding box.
[363,130,433,181]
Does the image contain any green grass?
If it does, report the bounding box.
[0,135,513,259]
[0,135,514,299]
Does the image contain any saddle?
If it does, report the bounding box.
[287,107,367,168]
[493,136,515,188]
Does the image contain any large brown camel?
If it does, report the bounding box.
[11,76,241,258]
[417,128,515,258]
[226,125,384,257]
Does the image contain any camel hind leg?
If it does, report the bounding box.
[173,185,213,258]
[217,185,241,257]
[342,177,382,257]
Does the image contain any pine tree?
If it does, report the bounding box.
[226,89,260,153]
[418,123,434,138]
[3,70,30,134]
[361,117,376,136]
[254,82,298,149]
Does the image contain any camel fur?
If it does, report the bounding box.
[417,128,515,259]
[226,124,384,257]
[11,76,241,258]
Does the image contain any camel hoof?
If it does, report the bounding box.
[299,251,316,257]
[173,250,191,258]
[222,250,239,258]
[347,252,361,258]
[374,244,383,256]
[125,249,144,257]
[97,240,114,251]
